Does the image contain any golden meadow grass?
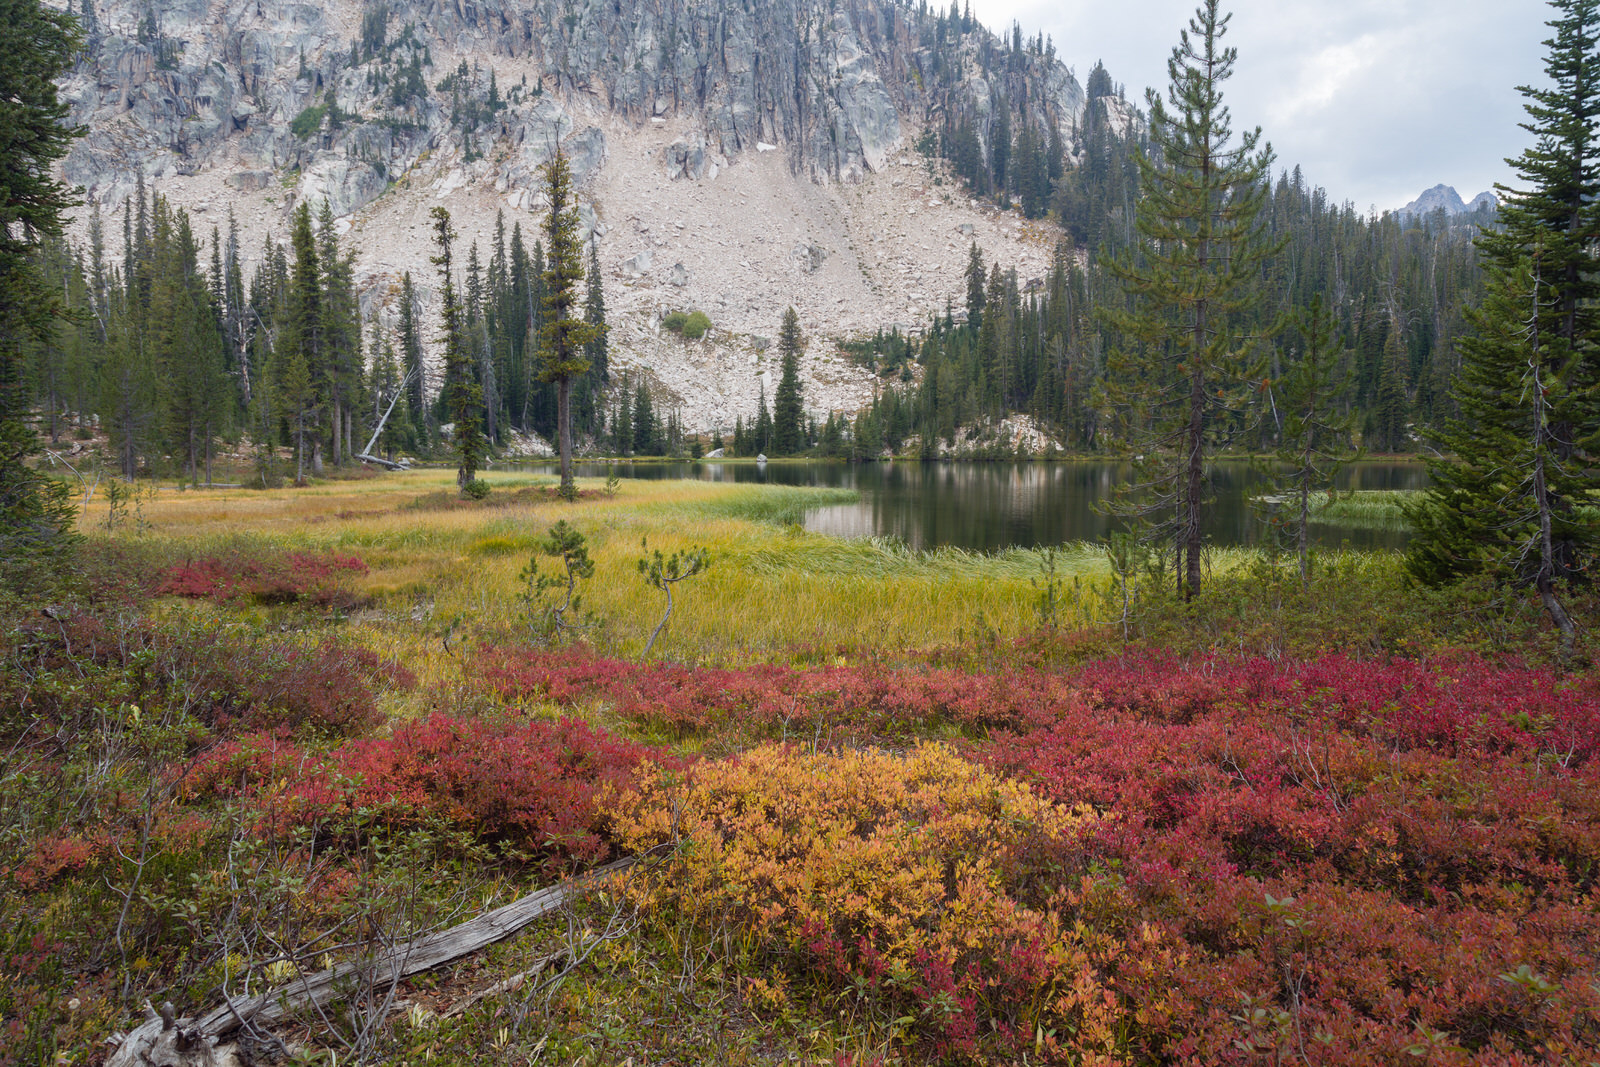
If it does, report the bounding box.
[78,470,1155,675]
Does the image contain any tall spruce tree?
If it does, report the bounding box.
[632,379,656,456]
[772,307,805,454]
[1406,0,1600,655]
[584,239,609,381]
[1271,295,1361,584]
[398,271,429,444]
[431,207,485,488]
[753,380,772,455]
[0,0,84,587]
[537,150,603,499]
[285,204,323,480]
[1101,0,1278,599]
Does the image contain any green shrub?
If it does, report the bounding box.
[662,310,711,339]
[461,479,491,500]
[682,310,711,339]
[290,103,327,139]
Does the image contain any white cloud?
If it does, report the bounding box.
[1265,36,1380,126]
[965,0,1550,212]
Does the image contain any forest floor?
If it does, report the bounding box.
[3,469,1598,1066]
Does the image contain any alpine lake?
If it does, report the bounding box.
[513,459,1429,553]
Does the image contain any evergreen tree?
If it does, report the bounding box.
[367,318,412,460]
[964,242,986,330]
[398,271,428,444]
[431,207,485,488]
[632,379,655,456]
[1270,295,1361,583]
[753,380,772,455]
[317,202,361,466]
[1100,0,1279,599]
[772,307,805,454]
[0,0,84,587]
[1407,0,1600,653]
[612,377,632,455]
[584,239,609,380]
[536,150,603,499]
[1371,317,1410,452]
[284,203,323,480]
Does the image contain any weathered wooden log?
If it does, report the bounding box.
[106,858,634,1067]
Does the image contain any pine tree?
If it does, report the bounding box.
[0,0,84,587]
[964,242,986,330]
[285,203,323,480]
[537,150,603,499]
[398,271,428,444]
[1269,295,1361,583]
[632,379,655,456]
[753,381,772,455]
[317,202,360,466]
[613,378,632,455]
[1406,0,1600,654]
[584,240,609,380]
[771,307,805,454]
[1101,0,1279,599]
[1372,317,1410,452]
[431,207,485,488]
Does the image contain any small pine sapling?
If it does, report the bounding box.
[1103,530,1153,643]
[636,537,710,660]
[1031,545,1078,632]
[520,520,596,644]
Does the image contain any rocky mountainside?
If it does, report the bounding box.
[54,0,1093,432]
[1396,183,1497,221]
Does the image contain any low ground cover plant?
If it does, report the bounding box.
[183,714,670,872]
[484,643,1600,760]
[5,474,1598,1065]
[156,547,369,607]
[608,744,1109,1060]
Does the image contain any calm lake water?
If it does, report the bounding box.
[520,460,1429,553]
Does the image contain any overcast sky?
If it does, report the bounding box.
[965,0,1553,214]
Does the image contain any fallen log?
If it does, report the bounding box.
[106,857,634,1067]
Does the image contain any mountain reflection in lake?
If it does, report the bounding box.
[518,460,1429,553]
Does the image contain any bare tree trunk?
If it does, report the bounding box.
[1297,453,1312,587]
[1184,318,1206,601]
[1527,269,1576,658]
[558,377,575,499]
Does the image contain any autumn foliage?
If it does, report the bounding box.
[156,549,369,607]
[508,645,1600,1062]
[183,715,666,871]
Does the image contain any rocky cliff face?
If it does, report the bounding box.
[55,0,1091,431]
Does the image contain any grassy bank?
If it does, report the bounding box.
[79,470,1138,662]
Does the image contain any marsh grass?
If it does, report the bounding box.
[1252,488,1418,531]
[1312,489,1419,529]
[77,471,1152,670]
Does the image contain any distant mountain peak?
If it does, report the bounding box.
[1397,184,1497,219]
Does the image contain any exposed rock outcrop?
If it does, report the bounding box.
[54,0,1097,432]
